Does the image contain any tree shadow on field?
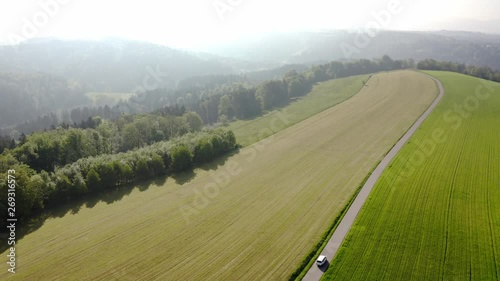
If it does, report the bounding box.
[171,149,240,185]
[151,176,168,188]
[100,184,138,204]
[198,149,240,172]
[0,175,170,254]
[172,169,196,185]
[136,176,167,192]
[0,150,241,254]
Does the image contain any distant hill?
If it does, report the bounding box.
[0,38,269,93]
[3,32,500,96]
[432,19,500,35]
[201,30,500,70]
[0,39,302,130]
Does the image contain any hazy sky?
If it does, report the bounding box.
[0,0,498,49]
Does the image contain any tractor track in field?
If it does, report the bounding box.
[302,73,444,281]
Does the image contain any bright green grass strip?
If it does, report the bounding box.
[228,75,369,147]
[321,71,500,280]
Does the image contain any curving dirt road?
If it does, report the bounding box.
[302,73,444,281]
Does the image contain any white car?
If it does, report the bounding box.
[316,255,327,266]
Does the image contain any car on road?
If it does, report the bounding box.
[316,255,327,266]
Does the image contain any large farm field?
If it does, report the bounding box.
[0,71,437,280]
[322,71,500,280]
[228,74,369,146]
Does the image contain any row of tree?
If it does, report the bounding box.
[127,56,415,124]
[8,111,203,172]
[0,128,237,226]
[8,104,189,138]
[206,56,414,123]
[416,59,500,82]
[12,105,120,136]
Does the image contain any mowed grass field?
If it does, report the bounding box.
[228,75,369,147]
[322,71,500,280]
[86,92,133,106]
[0,71,437,280]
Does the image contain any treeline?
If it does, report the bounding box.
[245,64,309,82]
[193,55,414,123]
[177,74,254,90]
[0,129,237,225]
[9,103,189,138]
[0,135,15,154]
[12,105,120,136]
[176,64,311,89]
[417,59,500,82]
[128,56,415,124]
[8,111,203,173]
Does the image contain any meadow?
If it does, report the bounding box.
[322,71,500,280]
[228,75,369,147]
[86,92,133,106]
[0,71,437,280]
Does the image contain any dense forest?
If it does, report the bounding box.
[0,72,89,128]
[12,111,202,171]
[0,135,15,154]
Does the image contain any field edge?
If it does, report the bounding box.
[296,70,442,280]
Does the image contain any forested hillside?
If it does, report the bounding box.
[0,72,89,128]
[0,39,258,93]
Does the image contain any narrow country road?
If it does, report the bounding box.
[301,73,444,281]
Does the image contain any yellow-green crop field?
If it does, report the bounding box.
[228,74,368,147]
[1,71,437,280]
[322,71,500,280]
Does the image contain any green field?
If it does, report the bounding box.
[0,71,437,280]
[322,71,500,280]
[228,75,369,146]
[86,92,133,106]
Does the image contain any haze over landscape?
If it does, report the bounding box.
[1,0,500,48]
[0,1,499,281]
